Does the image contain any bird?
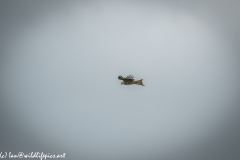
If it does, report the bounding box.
[118,75,145,86]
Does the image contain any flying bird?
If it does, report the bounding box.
[118,75,145,86]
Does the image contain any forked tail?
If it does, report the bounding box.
[133,79,145,86]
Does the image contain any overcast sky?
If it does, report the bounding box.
[0,1,240,160]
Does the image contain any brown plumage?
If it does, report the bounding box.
[118,75,145,86]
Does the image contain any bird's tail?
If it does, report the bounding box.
[133,79,145,86]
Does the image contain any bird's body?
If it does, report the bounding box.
[118,75,145,86]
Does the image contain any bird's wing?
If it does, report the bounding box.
[123,75,134,82]
[126,75,134,79]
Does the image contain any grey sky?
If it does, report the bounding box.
[0,1,240,160]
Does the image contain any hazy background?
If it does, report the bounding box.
[0,1,240,160]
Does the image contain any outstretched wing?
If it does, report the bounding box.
[123,75,134,83]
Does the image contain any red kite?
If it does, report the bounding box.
[118,75,145,86]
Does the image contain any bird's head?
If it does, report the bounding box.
[118,75,123,80]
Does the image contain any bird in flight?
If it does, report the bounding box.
[118,75,145,86]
